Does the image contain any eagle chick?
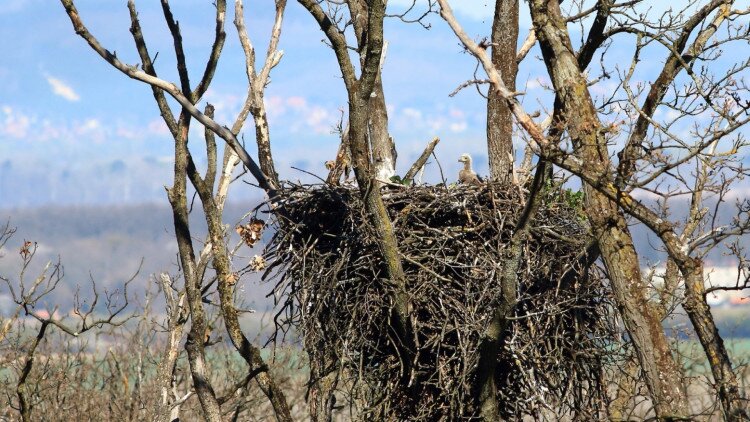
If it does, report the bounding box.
[458,153,482,186]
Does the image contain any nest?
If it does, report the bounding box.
[264,182,625,420]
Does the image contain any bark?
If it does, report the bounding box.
[486,0,519,183]
[167,117,223,422]
[370,78,397,181]
[17,321,49,422]
[250,89,279,185]
[307,357,338,422]
[348,0,397,181]
[527,1,690,418]
[186,158,293,421]
[476,162,547,420]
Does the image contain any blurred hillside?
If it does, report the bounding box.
[0,199,747,336]
[0,201,270,312]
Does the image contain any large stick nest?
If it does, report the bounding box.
[263,182,625,420]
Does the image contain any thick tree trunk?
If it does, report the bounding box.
[528,1,690,418]
[487,0,518,183]
[349,101,413,366]
[307,354,337,422]
[349,0,396,182]
[370,77,396,181]
[476,163,547,419]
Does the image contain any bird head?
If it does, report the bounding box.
[458,153,472,163]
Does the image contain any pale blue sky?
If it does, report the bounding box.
[0,1,747,207]
[0,1,551,207]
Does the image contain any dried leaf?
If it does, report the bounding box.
[236,218,266,247]
[225,272,239,286]
[250,255,266,272]
[20,240,33,260]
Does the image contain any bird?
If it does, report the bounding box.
[458,153,482,186]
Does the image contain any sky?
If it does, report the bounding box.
[0,0,540,207]
[0,1,747,208]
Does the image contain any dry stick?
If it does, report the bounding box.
[235,0,286,186]
[403,137,440,183]
[16,320,49,422]
[516,30,536,63]
[153,273,189,422]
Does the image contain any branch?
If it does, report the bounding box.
[437,0,547,147]
[191,0,227,102]
[403,137,439,182]
[616,0,734,186]
[298,0,357,93]
[61,0,278,195]
[160,0,191,95]
[576,0,614,69]
[127,0,178,137]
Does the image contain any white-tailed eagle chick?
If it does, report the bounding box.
[458,153,482,186]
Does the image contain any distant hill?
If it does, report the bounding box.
[0,201,271,312]
[1,197,747,332]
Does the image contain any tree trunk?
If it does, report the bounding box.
[349,0,396,182]
[669,252,746,420]
[370,77,396,181]
[168,117,223,422]
[476,163,547,419]
[186,151,293,422]
[487,0,518,183]
[298,0,415,403]
[527,1,690,418]
[349,100,413,367]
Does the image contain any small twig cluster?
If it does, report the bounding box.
[265,182,627,419]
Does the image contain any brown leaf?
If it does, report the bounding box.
[236,218,266,247]
[249,255,266,272]
[20,240,34,260]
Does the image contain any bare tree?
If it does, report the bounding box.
[44,0,750,419]
[60,0,293,420]
[487,0,519,184]
[1,234,133,422]
[439,0,750,419]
